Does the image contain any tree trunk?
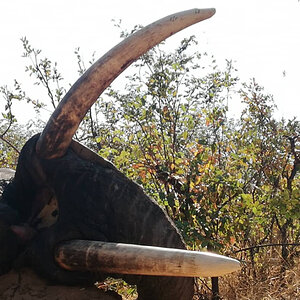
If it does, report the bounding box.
[211,277,220,300]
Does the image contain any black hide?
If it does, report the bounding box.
[0,134,194,300]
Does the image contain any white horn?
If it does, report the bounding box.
[55,240,240,277]
[36,8,216,159]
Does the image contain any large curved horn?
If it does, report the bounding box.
[36,8,216,159]
[55,240,240,277]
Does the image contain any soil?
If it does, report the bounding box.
[0,268,122,300]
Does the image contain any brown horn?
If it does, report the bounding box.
[55,240,240,277]
[36,8,216,159]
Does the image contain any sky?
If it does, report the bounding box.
[0,0,299,123]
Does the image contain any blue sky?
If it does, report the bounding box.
[0,0,299,122]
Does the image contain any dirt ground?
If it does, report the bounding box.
[0,268,121,300]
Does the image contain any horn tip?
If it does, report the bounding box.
[196,7,216,18]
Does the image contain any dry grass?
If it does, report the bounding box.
[96,277,138,300]
[219,259,300,299]
[195,249,300,300]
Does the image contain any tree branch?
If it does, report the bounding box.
[233,242,300,254]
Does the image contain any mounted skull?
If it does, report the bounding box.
[0,8,240,300]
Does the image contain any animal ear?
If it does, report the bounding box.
[10,224,36,243]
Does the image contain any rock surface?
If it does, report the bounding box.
[0,268,121,300]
